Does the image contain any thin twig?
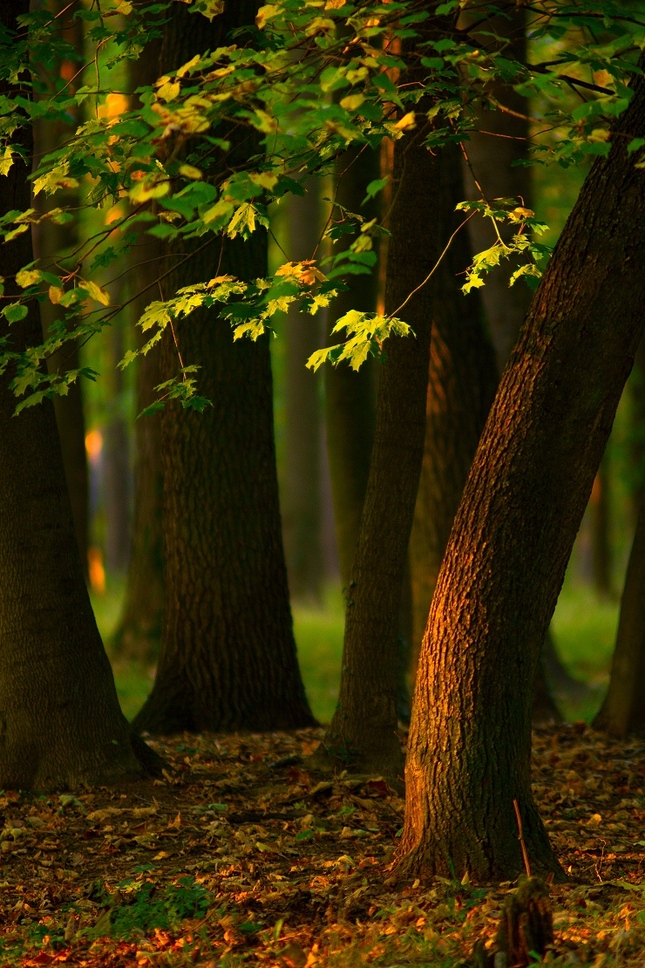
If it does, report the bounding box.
[513,798,532,878]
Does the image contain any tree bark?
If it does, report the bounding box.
[132,1,315,735]
[0,0,161,789]
[408,146,498,682]
[112,41,164,664]
[396,59,645,883]
[460,1,533,373]
[325,147,378,593]
[283,184,325,604]
[32,0,89,583]
[313,96,439,778]
[593,498,645,737]
[111,268,163,665]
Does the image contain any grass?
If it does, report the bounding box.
[93,577,620,726]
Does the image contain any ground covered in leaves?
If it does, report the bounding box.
[1,723,645,967]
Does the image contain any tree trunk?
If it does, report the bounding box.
[593,498,645,737]
[396,60,645,883]
[32,0,89,583]
[590,454,614,599]
[408,146,498,682]
[460,1,533,373]
[112,42,164,664]
[283,184,324,604]
[103,318,132,575]
[132,1,315,735]
[313,98,440,778]
[325,147,379,592]
[459,3,562,722]
[0,0,161,789]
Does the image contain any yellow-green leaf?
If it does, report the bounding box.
[0,146,13,176]
[84,279,111,306]
[339,93,365,111]
[179,164,203,180]
[15,269,40,288]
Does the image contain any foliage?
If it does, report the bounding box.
[1,0,645,407]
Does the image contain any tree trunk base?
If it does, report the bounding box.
[308,728,404,786]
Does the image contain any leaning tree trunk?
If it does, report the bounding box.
[593,500,645,737]
[0,0,161,789]
[133,1,315,735]
[312,97,441,778]
[395,58,645,883]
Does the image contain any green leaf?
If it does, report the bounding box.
[3,303,28,323]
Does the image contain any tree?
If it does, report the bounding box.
[313,46,443,777]
[282,183,325,604]
[132,0,316,735]
[395,58,645,882]
[592,501,645,737]
[32,0,89,582]
[408,146,497,680]
[0,0,160,788]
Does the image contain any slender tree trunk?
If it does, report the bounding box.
[313,91,441,777]
[408,146,498,682]
[112,41,164,663]
[590,454,614,599]
[112,256,163,664]
[283,183,324,604]
[0,0,161,788]
[325,147,379,592]
[593,498,645,737]
[133,1,315,735]
[461,2,532,373]
[32,0,89,582]
[395,61,645,883]
[103,318,132,575]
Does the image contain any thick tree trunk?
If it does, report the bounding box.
[408,146,498,682]
[0,0,160,789]
[133,2,315,735]
[460,4,562,721]
[283,184,324,604]
[593,499,645,737]
[313,103,439,778]
[396,61,645,883]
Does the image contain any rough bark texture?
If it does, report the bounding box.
[396,62,645,883]
[313,104,438,778]
[133,2,315,735]
[593,500,645,737]
[283,184,324,604]
[0,0,160,788]
[408,145,498,681]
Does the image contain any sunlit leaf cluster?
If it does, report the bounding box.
[1,0,644,407]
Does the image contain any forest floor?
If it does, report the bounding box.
[1,723,645,968]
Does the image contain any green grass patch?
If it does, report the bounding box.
[94,578,619,727]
